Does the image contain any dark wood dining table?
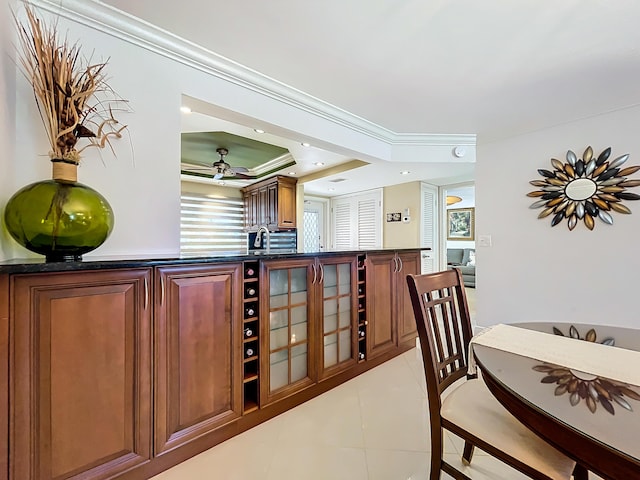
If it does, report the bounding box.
[471,322,640,480]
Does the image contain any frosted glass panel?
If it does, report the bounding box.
[291,344,307,382]
[338,297,351,328]
[270,350,288,391]
[324,299,337,333]
[339,330,352,362]
[291,290,307,304]
[324,333,337,368]
[291,321,307,344]
[291,305,307,326]
[324,285,337,297]
[270,309,288,330]
[270,293,288,308]
[270,270,289,296]
[338,263,351,294]
[290,267,307,293]
[323,265,337,287]
[271,326,288,350]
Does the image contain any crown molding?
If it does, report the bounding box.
[27,0,476,148]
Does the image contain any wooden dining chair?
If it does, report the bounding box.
[406,269,587,480]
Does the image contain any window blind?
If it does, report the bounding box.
[180,193,245,256]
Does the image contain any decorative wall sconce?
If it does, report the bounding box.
[528,146,640,230]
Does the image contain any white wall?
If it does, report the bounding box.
[476,105,640,329]
[0,0,16,260]
[0,0,393,261]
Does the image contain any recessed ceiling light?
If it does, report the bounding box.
[254,128,265,134]
[180,106,192,114]
[314,162,325,166]
[328,188,335,191]
[218,181,225,186]
[301,142,311,147]
[288,171,296,175]
[400,170,410,175]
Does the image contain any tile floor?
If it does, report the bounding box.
[152,343,594,479]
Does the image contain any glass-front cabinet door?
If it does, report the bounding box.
[260,258,315,405]
[318,257,358,380]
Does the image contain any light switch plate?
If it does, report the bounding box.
[478,235,492,247]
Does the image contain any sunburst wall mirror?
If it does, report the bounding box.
[528,146,640,230]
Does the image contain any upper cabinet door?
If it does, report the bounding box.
[241,176,298,231]
[11,269,152,480]
[154,263,243,455]
[276,179,296,229]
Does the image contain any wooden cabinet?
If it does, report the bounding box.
[365,250,420,359]
[0,274,8,480]
[154,263,243,455]
[260,257,316,405]
[259,255,359,404]
[241,175,297,231]
[10,269,152,480]
[0,249,420,480]
[365,252,397,359]
[316,256,358,381]
[395,251,420,345]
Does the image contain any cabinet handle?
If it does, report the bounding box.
[160,276,165,306]
[144,277,149,310]
[397,256,403,272]
[392,257,398,273]
[312,264,317,284]
[319,264,324,284]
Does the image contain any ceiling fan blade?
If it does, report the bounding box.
[183,166,215,171]
[231,166,250,173]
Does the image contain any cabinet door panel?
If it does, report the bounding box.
[11,269,151,480]
[277,181,296,228]
[155,264,242,455]
[0,274,7,480]
[396,251,421,345]
[365,253,397,359]
[318,257,357,380]
[260,259,314,405]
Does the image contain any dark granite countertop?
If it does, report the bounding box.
[0,248,428,274]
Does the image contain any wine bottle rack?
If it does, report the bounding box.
[242,260,260,413]
[357,254,367,362]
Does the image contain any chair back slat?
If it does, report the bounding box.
[406,269,474,408]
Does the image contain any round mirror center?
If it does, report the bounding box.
[565,178,596,201]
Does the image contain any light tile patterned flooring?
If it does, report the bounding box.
[152,342,597,479]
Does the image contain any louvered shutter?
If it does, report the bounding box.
[420,183,438,273]
[357,196,378,249]
[332,199,353,249]
[331,190,382,250]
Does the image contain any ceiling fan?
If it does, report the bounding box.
[182,147,257,180]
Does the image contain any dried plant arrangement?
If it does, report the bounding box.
[14,2,129,165]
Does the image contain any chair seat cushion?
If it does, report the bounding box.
[442,378,576,479]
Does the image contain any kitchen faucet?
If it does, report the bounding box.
[254,225,270,251]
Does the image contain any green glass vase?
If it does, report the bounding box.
[4,179,114,262]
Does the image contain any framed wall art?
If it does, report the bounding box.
[447,207,475,241]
